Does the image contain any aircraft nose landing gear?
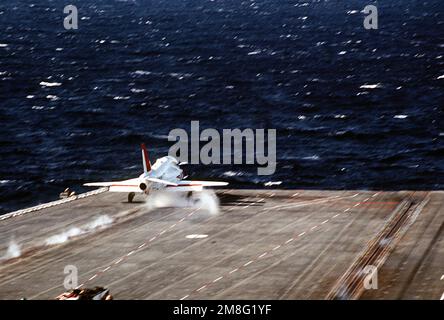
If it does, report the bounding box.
[128,192,135,203]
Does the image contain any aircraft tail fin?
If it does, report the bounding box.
[141,143,152,173]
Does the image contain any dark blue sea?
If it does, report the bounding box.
[0,0,443,214]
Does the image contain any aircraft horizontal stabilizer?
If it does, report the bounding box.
[146,177,178,186]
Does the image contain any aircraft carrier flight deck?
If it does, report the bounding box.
[0,189,443,300]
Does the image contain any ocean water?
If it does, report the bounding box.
[0,0,443,214]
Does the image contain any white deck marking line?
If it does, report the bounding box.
[114,258,123,265]
[88,275,97,281]
[197,285,207,292]
[227,196,259,212]
[242,199,263,208]
[229,268,239,274]
[352,193,359,197]
[363,198,370,202]
[266,199,318,211]
[127,251,135,256]
[138,244,146,249]
[273,245,281,251]
[244,261,253,267]
[344,208,350,212]
[180,295,189,300]
[259,252,268,259]
[149,236,157,242]
[440,276,444,300]
[372,192,380,197]
[292,193,299,197]
[332,214,340,218]
[265,193,357,212]
[213,276,223,283]
[159,230,166,235]
[285,238,294,244]
[354,203,360,207]
[321,219,329,224]
[269,193,275,197]
[103,267,111,272]
[310,225,318,231]
[298,231,306,237]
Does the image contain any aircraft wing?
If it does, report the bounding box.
[182,181,229,187]
[84,178,143,193]
[165,180,228,192]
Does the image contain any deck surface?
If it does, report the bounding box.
[0,189,442,300]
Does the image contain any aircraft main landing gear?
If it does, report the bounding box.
[128,192,135,203]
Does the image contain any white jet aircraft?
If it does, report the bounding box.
[84,144,228,202]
